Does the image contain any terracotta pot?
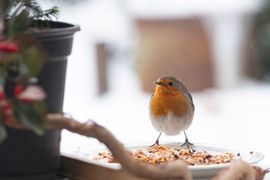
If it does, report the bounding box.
[135,18,214,92]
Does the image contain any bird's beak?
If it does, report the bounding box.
[155,81,162,86]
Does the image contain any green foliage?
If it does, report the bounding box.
[33,101,47,117]
[4,0,59,38]
[32,6,59,21]
[0,121,7,143]
[7,0,59,20]
[12,99,45,135]
[0,75,4,85]
[7,9,30,38]
[23,46,46,77]
[0,0,60,142]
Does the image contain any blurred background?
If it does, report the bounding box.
[41,0,270,170]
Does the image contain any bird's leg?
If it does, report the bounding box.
[263,168,270,175]
[181,131,193,149]
[150,132,162,147]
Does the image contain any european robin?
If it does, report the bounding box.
[149,76,194,148]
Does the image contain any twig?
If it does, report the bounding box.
[45,113,192,180]
[7,113,266,180]
[213,160,256,180]
[254,167,270,180]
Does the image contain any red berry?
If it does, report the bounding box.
[0,41,19,53]
[0,91,5,100]
[14,85,25,95]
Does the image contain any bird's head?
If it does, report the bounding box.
[154,76,184,94]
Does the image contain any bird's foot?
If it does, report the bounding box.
[263,168,270,175]
[149,140,159,147]
[150,132,162,147]
[181,139,193,149]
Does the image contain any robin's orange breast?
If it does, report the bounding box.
[150,86,189,118]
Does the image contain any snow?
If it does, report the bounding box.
[39,0,270,177]
[61,58,270,173]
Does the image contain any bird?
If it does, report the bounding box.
[149,76,195,148]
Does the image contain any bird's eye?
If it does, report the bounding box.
[168,82,174,86]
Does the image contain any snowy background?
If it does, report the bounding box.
[41,0,270,178]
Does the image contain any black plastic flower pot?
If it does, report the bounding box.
[0,21,80,180]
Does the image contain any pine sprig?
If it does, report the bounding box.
[3,0,60,37]
[22,0,59,21]
[33,6,59,20]
[6,0,59,25]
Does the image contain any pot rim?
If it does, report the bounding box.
[28,20,80,37]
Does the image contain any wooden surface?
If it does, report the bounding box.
[135,17,214,92]
[59,156,148,180]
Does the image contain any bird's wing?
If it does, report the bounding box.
[186,91,195,111]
